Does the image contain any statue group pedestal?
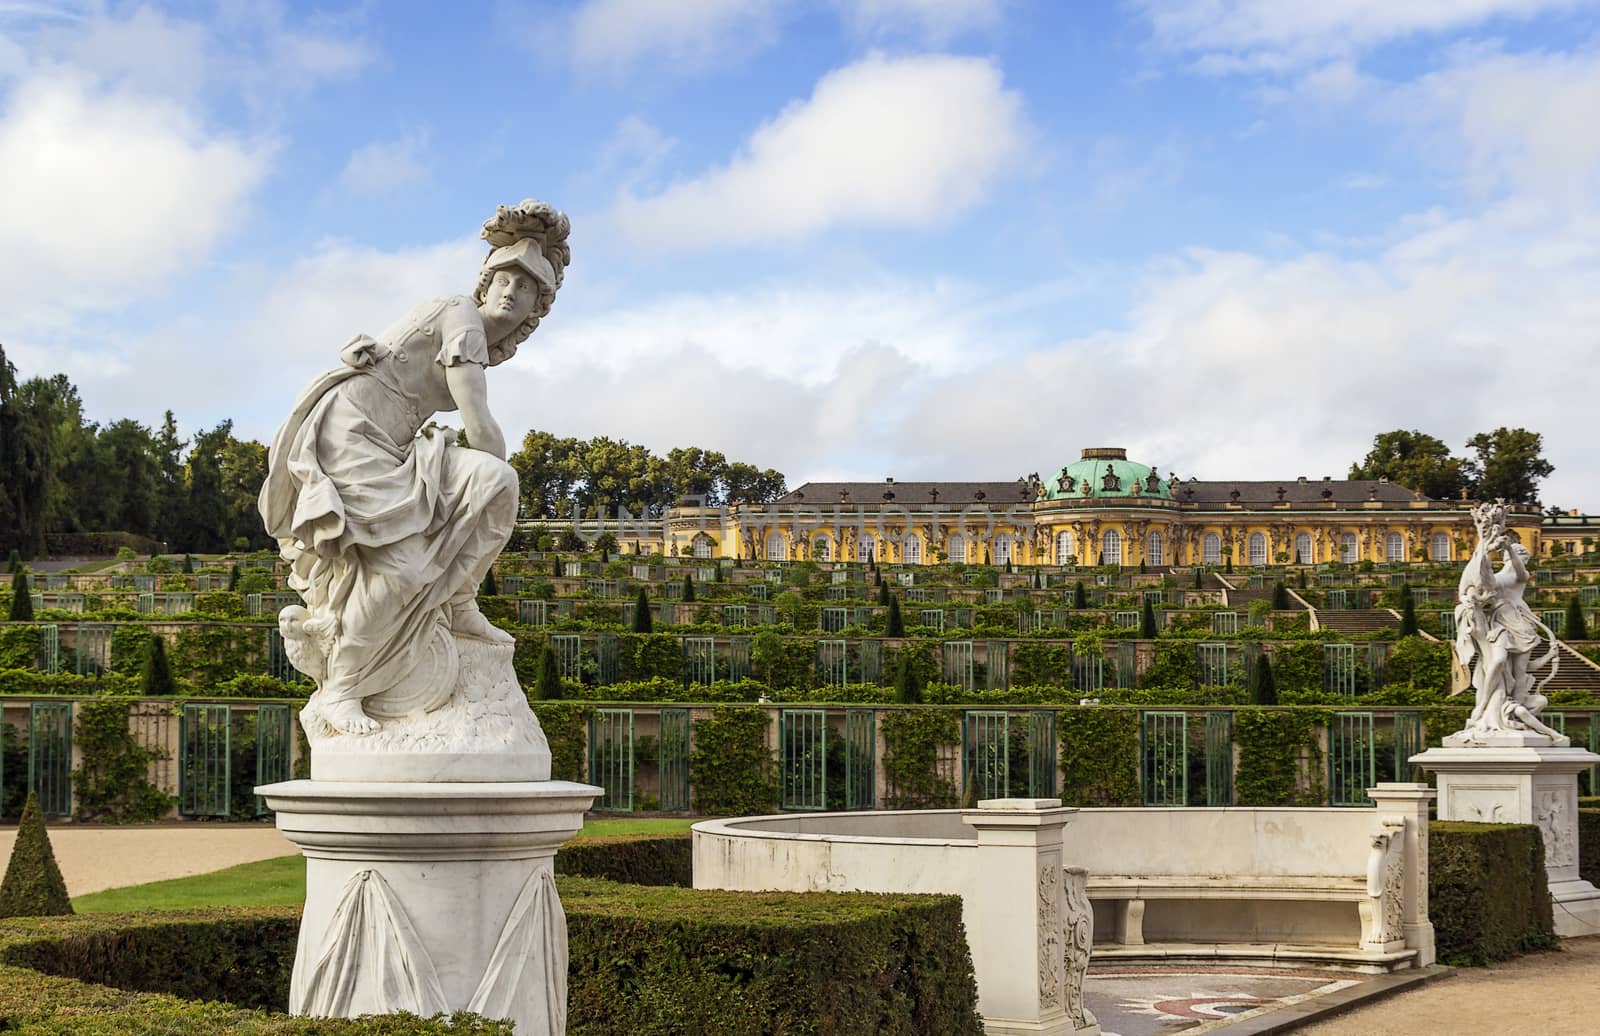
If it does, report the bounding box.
[1413,746,1600,937]
[258,779,601,1033]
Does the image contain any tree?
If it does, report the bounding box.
[1349,430,1470,499]
[1249,653,1277,706]
[894,655,923,704]
[140,634,176,696]
[1140,598,1158,639]
[877,580,891,607]
[8,571,32,621]
[0,346,52,558]
[481,568,499,597]
[886,595,905,637]
[0,792,73,918]
[228,563,240,591]
[1072,581,1087,609]
[535,644,563,700]
[1399,585,1418,637]
[182,554,194,574]
[632,586,653,633]
[750,629,784,688]
[681,573,695,602]
[1193,567,1203,589]
[1271,581,1291,609]
[1565,596,1589,641]
[1464,427,1554,505]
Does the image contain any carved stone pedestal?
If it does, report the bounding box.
[961,799,1100,1036]
[1412,746,1600,938]
[258,779,601,1034]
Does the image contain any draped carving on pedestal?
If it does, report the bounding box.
[469,867,569,1036]
[292,868,448,1019]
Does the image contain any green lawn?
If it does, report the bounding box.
[71,816,697,913]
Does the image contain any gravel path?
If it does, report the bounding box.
[1292,936,1600,1035]
[0,822,296,896]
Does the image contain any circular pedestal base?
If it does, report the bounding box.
[258,779,601,1034]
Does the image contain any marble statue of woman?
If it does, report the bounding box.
[260,200,570,737]
[1448,500,1564,745]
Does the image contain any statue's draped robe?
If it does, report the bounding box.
[259,297,518,706]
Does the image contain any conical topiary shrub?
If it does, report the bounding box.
[8,570,32,621]
[0,792,73,918]
[140,633,176,696]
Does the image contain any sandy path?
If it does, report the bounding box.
[0,823,298,896]
[1293,936,1600,1035]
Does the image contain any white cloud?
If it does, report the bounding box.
[612,52,1029,249]
[1399,45,1600,203]
[1138,0,1584,71]
[339,130,431,195]
[571,0,780,77]
[832,0,1003,42]
[0,73,270,325]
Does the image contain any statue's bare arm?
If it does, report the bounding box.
[445,362,506,460]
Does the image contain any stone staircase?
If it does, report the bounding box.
[1223,585,1310,611]
[1313,608,1401,636]
[1543,642,1600,694]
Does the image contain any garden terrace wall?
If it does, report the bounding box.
[2,696,1597,820]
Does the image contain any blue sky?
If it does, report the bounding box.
[3,0,1599,508]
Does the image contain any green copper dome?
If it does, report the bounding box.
[1045,448,1172,501]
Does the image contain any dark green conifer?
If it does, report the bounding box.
[8,571,32,621]
[140,634,176,696]
[181,554,194,574]
[1399,586,1418,637]
[1141,598,1158,639]
[1565,596,1589,641]
[682,574,695,602]
[1072,580,1087,609]
[227,563,240,591]
[1249,653,1278,706]
[535,644,563,700]
[632,586,653,633]
[481,568,499,597]
[0,793,73,918]
[894,655,923,705]
[886,595,905,637]
[1271,581,1291,609]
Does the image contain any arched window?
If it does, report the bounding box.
[692,534,714,559]
[1248,532,1268,567]
[1386,532,1405,562]
[859,535,875,563]
[1101,529,1123,566]
[1295,533,1312,565]
[812,536,831,562]
[766,532,788,560]
[1431,532,1451,562]
[994,535,1013,566]
[948,535,967,564]
[1056,530,1076,565]
[1148,530,1164,566]
[1341,533,1358,563]
[904,535,922,565]
[1202,532,1221,564]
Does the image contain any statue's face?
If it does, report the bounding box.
[483,266,540,324]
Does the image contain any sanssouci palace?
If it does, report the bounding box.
[618,447,1593,565]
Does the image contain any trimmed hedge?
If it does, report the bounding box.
[554,834,692,887]
[0,908,507,1033]
[1430,821,1558,965]
[0,878,980,1035]
[1580,809,1600,889]
[561,876,981,1035]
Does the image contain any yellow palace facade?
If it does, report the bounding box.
[639,447,1547,567]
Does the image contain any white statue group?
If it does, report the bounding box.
[1449,500,1565,746]
[259,199,569,740]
